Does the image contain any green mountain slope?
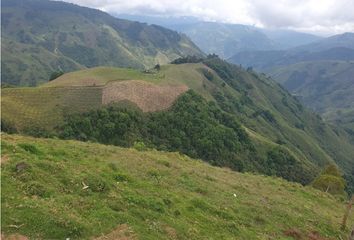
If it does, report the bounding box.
[229,32,354,69]
[169,22,276,59]
[1,134,353,239]
[1,0,203,86]
[269,61,354,133]
[2,58,354,185]
[117,15,322,58]
[228,33,354,134]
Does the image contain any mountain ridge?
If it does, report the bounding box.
[1,0,203,86]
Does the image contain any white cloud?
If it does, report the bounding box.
[61,0,354,35]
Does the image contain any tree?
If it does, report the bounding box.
[311,164,346,195]
[154,64,161,71]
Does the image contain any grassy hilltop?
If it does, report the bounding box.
[1,134,353,239]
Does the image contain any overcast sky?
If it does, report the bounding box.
[62,0,354,36]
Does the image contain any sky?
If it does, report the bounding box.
[62,0,354,36]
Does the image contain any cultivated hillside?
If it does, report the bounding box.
[1,134,353,239]
[2,58,354,187]
[1,0,203,86]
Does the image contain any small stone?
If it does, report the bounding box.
[15,162,29,173]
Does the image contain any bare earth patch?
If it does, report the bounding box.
[1,155,10,165]
[1,233,29,240]
[94,224,136,240]
[102,80,188,112]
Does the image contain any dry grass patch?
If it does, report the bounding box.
[94,224,136,240]
[102,80,188,112]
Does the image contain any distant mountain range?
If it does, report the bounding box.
[117,14,322,59]
[1,0,203,86]
[229,32,354,134]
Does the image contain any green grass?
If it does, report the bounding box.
[1,133,353,239]
[43,67,159,87]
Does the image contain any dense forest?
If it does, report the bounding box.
[60,90,313,184]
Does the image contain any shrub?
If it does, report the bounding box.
[311,164,346,195]
[133,141,147,151]
[1,119,17,133]
[25,182,48,197]
[114,173,130,182]
[18,143,42,155]
[49,70,64,81]
[202,68,214,81]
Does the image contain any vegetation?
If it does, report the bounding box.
[1,134,353,239]
[61,91,251,171]
[228,33,354,134]
[1,0,203,86]
[3,58,354,189]
[312,164,347,196]
[49,70,64,81]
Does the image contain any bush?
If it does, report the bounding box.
[171,56,203,64]
[311,164,346,195]
[18,143,42,155]
[49,70,64,81]
[1,119,17,133]
[133,141,147,151]
[25,182,48,197]
[202,69,214,81]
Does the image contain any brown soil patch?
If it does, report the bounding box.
[284,228,303,240]
[283,229,331,240]
[1,155,10,165]
[94,224,137,240]
[164,226,178,239]
[102,80,188,112]
[1,233,29,240]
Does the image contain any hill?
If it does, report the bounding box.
[1,0,203,86]
[269,60,354,134]
[117,14,322,58]
[228,33,354,133]
[2,58,354,188]
[167,22,276,59]
[260,29,322,49]
[1,134,353,239]
[228,32,354,69]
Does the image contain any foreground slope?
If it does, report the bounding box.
[1,0,203,86]
[1,134,353,239]
[2,59,354,183]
